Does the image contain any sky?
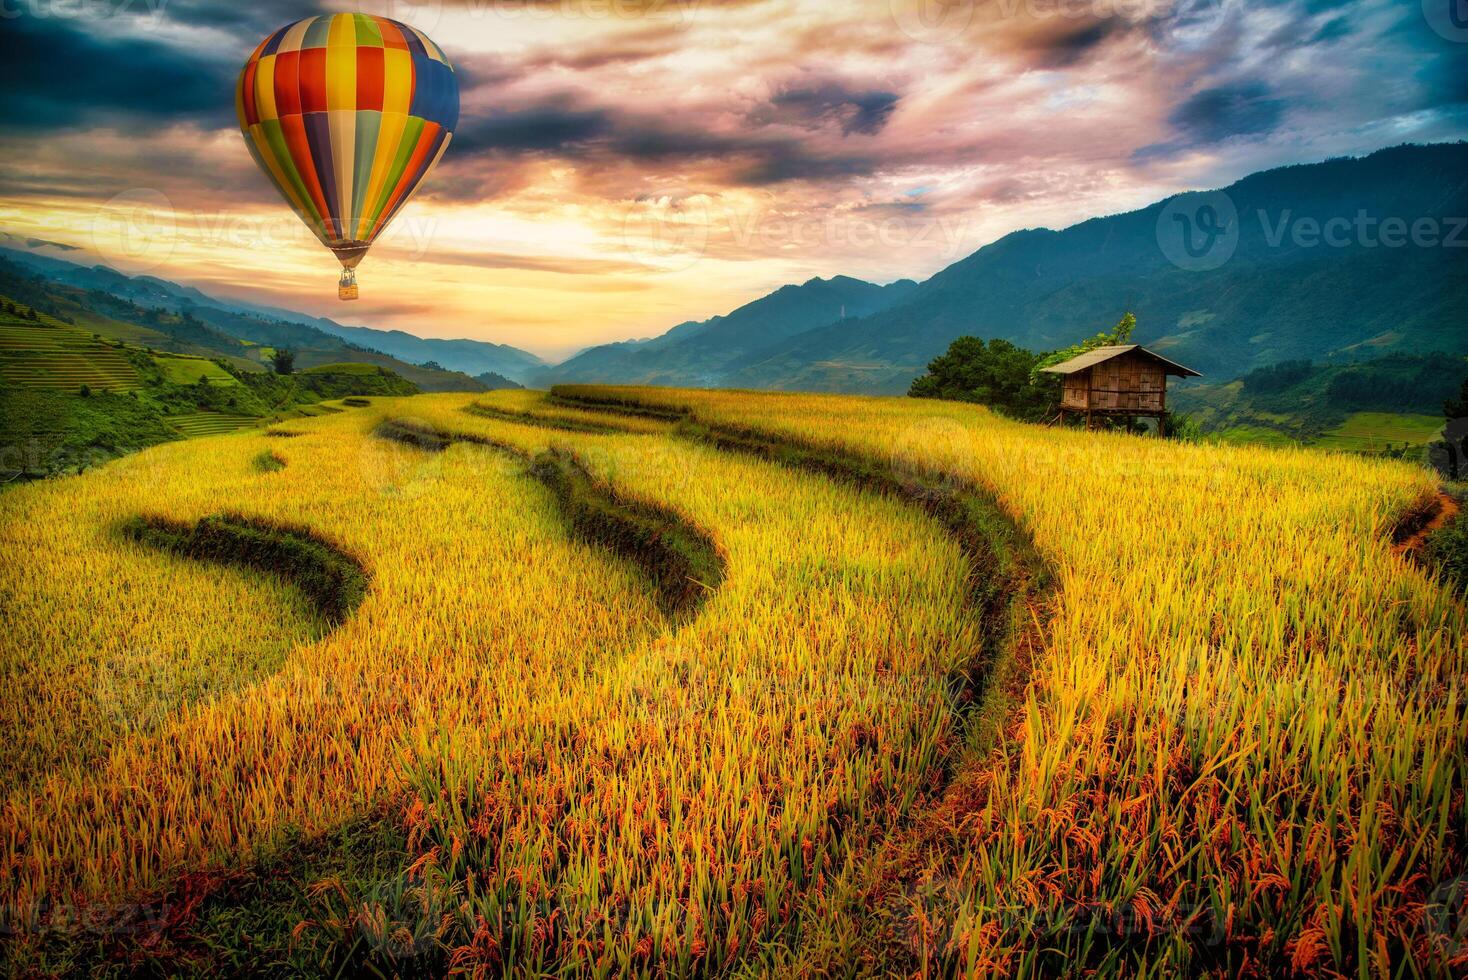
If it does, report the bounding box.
[0,0,1465,361]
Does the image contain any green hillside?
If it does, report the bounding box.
[727,144,1468,392]
[1314,413,1445,453]
[0,287,424,480]
[292,348,485,392]
[302,361,382,375]
[0,307,142,393]
[1172,352,1464,451]
[0,254,485,392]
[166,413,260,437]
[153,354,240,387]
[543,276,918,387]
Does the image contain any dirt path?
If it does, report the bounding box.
[1394,492,1460,557]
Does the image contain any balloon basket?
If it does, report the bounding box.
[338,268,359,302]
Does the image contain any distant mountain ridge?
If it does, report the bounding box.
[545,142,1468,393]
[7,142,1464,397]
[0,238,545,385]
[539,274,918,387]
[0,248,488,393]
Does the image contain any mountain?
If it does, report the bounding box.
[476,371,524,390]
[539,274,917,387]
[1172,352,1465,446]
[195,292,546,382]
[534,142,1468,394]
[0,245,492,393]
[0,276,426,478]
[0,238,543,384]
[7,143,1463,398]
[306,323,544,383]
[725,142,1468,393]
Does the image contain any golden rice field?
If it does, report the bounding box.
[0,387,1463,978]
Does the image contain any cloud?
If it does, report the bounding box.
[378,244,649,275]
[452,104,614,153]
[446,96,883,188]
[3,0,1466,357]
[1167,82,1286,144]
[1307,16,1352,45]
[506,23,685,71]
[730,144,880,185]
[1010,16,1128,68]
[137,0,330,40]
[758,82,901,136]
[0,15,237,133]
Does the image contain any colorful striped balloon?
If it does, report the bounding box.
[236,14,459,300]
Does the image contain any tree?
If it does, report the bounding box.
[907,313,1152,426]
[271,349,295,375]
[1440,375,1468,480]
[1030,312,1137,382]
[909,337,1052,421]
[1447,376,1468,420]
[1242,359,1313,395]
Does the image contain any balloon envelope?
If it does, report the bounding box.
[236,14,459,279]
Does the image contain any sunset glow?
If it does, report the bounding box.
[2,0,1463,358]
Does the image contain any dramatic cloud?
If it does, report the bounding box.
[0,0,1464,358]
[1169,82,1286,143]
[453,104,615,154]
[0,15,237,132]
[758,82,901,135]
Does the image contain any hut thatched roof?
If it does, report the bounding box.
[1039,345,1201,378]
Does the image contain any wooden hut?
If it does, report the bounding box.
[1039,345,1200,434]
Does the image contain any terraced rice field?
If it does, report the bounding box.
[152,355,241,387]
[165,412,260,437]
[0,311,141,393]
[0,388,1462,978]
[293,403,346,417]
[1315,411,1446,454]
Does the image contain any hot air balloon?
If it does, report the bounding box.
[236,14,459,301]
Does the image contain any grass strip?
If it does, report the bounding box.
[375,418,724,618]
[547,387,691,422]
[462,402,634,435]
[13,810,419,979]
[253,450,285,473]
[121,514,369,627]
[529,446,725,617]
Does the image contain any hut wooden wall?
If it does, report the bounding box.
[1086,351,1166,412]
